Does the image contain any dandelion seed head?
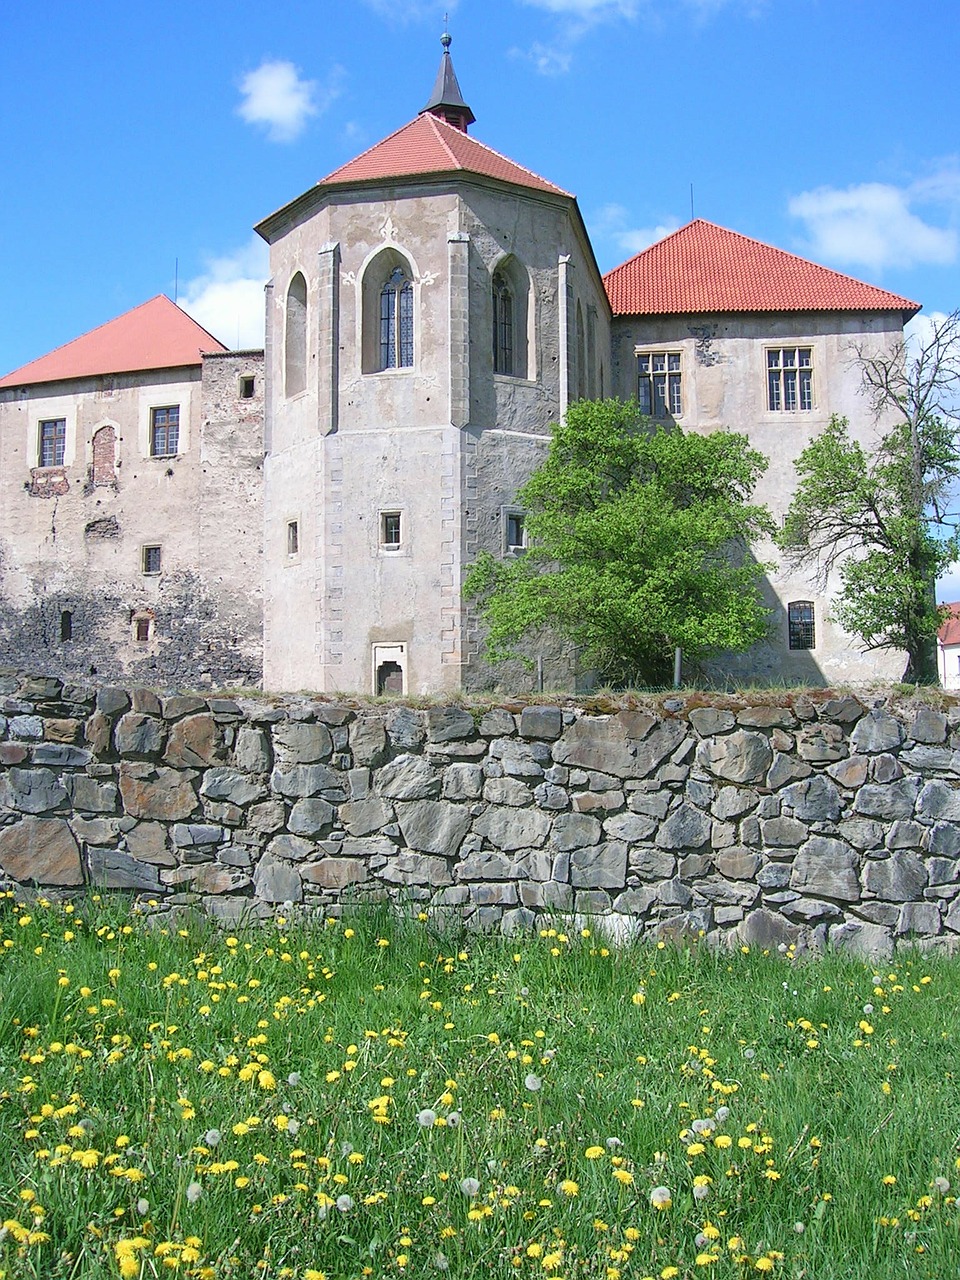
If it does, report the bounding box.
[446,1112,461,1129]
[136,1199,149,1215]
[715,1106,730,1122]
[288,1072,301,1086]
[185,1182,202,1204]
[934,1176,950,1194]
[693,1183,711,1201]
[460,1177,480,1197]
[525,1074,542,1092]
[417,1109,437,1127]
[794,1222,805,1233]
[336,1195,354,1213]
[204,1129,221,1148]
[650,1186,672,1210]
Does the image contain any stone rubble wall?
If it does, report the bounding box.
[2,672,960,957]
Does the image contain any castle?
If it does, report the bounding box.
[0,37,919,694]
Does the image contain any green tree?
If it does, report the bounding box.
[778,312,960,684]
[463,398,774,687]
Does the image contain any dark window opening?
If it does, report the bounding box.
[240,375,256,399]
[376,661,404,695]
[150,406,179,457]
[637,353,682,418]
[134,617,151,642]
[39,418,66,468]
[788,600,816,650]
[506,513,526,552]
[492,272,514,375]
[379,267,414,369]
[381,511,401,548]
[287,520,299,555]
[60,610,73,642]
[285,273,308,396]
[142,545,162,575]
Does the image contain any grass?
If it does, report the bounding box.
[0,895,958,1279]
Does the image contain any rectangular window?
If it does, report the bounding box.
[287,520,299,556]
[151,406,180,456]
[380,511,402,549]
[768,348,813,412]
[142,545,162,575]
[637,353,681,417]
[134,617,151,642]
[38,418,66,468]
[505,512,526,553]
[788,600,816,650]
[240,376,256,399]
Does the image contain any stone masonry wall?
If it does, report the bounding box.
[2,670,960,958]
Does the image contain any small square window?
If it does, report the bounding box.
[381,511,402,548]
[240,376,256,399]
[151,406,180,456]
[142,545,162,575]
[506,512,526,552]
[287,520,299,556]
[39,418,66,468]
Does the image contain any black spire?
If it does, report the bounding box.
[420,27,475,133]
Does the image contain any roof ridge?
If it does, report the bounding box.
[424,113,463,170]
[435,115,573,197]
[318,116,426,184]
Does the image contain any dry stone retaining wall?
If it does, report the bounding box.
[2,672,960,957]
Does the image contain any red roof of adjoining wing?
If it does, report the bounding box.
[0,296,228,389]
[318,112,570,198]
[603,219,921,318]
[938,602,960,647]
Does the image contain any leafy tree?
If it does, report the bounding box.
[778,311,960,684]
[463,398,774,687]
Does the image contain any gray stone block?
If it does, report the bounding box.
[696,730,772,784]
[376,754,439,800]
[791,836,860,901]
[852,711,904,754]
[520,705,563,740]
[395,799,471,856]
[570,841,627,889]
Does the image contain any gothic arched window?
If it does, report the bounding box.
[492,271,514,375]
[285,272,307,397]
[379,266,414,369]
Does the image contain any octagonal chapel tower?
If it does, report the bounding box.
[256,34,610,694]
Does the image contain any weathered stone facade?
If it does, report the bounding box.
[3,670,960,958]
[0,352,264,687]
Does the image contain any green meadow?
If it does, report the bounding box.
[0,894,957,1280]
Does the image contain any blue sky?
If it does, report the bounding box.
[3,0,959,579]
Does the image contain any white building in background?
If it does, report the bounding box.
[0,35,920,693]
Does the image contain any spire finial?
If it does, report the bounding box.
[421,19,475,132]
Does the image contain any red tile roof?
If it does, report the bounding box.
[603,219,920,318]
[938,602,960,647]
[318,112,570,198]
[0,296,228,389]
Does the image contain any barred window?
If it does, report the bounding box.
[768,348,813,411]
[788,600,816,650]
[637,353,681,417]
[150,406,179,456]
[142,545,162,575]
[380,267,414,369]
[39,418,66,467]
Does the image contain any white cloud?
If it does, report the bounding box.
[237,60,343,143]
[905,309,952,360]
[589,203,680,257]
[180,238,269,350]
[788,174,958,274]
[521,0,636,14]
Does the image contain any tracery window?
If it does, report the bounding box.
[379,266,414,369]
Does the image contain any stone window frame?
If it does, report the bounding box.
[636,349,682,419]
[360,246,420,376]
[767,346,814,412]
[150,405,180,457]
[239,374,257,400]
[788,600,816,650]
[132,610,154,643]
[379,509,403,552]
[38,417,66,468]
[141,544,162,576]
[502,506,527,556]
[372,642,406,696]
[286,518,300,560]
